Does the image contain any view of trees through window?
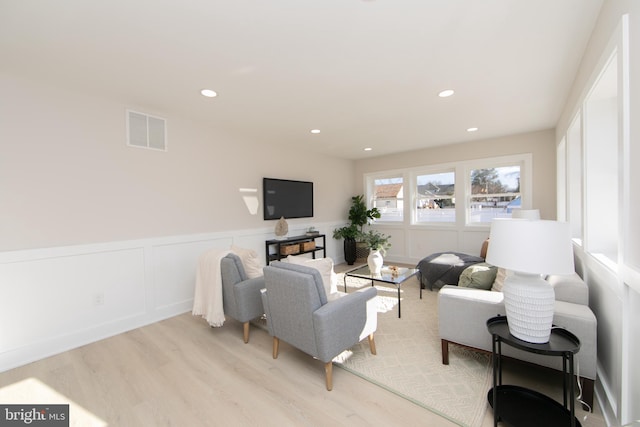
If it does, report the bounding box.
[469,166,521,223]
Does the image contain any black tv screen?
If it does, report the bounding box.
[263,178,314,220]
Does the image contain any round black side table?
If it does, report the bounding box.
[487,315,582,427]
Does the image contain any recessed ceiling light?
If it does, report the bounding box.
[200,89,217,98]
[364,147,373,151]
[438,89,455,98]
[310,129,321,134]
[467,127,479,132]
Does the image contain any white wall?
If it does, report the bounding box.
[556,1,640,424]
[0,74,354,371]
[0,74,355,252]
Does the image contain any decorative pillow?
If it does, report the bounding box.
[458,262,498,290]
[285,256,338,296]
[491,267,512,292]
[230,245,263,279]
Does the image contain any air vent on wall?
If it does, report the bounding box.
[126,109,167,151]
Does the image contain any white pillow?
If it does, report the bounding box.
[230,245,263,279]
[491,268,512,292]
[285,256,338,296]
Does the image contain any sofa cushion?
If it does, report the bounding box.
[458,262,498,290]
[491,267,512,292]
[547,273,589,305]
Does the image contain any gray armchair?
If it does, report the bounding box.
[261,261,377,390]
[220,253,265,343]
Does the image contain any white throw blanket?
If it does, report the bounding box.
[192,249,232,327]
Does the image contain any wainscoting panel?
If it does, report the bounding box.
[406,228,460,264]
[0,247,147,370]
[460,229,491,257]
[152,237,230,313]
[0,223,346,373]
[0,233,246,372]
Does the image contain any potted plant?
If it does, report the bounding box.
[348,195,381,234]
[333,195,382,265]
[347,195,381,260]
[360,230,392,275]
[333,224,359,265]
[360,230,392,255]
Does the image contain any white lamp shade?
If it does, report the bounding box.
[511,209,540,220]
[486,219,574,275]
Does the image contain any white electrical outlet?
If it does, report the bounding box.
[94,292,104,306]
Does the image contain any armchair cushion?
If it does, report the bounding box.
[270,260,328,304]
[262,262,377,363]
[313,287,375,362]
[220,253,265,323]
[230,245,263,279]
[284,256,338,296]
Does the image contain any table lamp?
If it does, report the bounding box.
[511,209,540,220]
[486,219,574,343]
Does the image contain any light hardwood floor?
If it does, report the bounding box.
[0,262,605,427]
[0,313,461,426]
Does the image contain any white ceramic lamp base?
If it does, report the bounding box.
[502,272,555,344]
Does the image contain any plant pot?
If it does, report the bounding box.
[355,242,369,261]
[367,249,383,275]
[344,237,357,265]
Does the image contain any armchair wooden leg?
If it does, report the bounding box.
[441,339,450,365]
[325,362,333,391]
[368,334,377,355]
[272,337,279,359]
[243,322,250,344]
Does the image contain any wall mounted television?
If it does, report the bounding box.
[263,178,314,220]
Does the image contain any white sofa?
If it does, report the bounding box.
[438,272,597,409]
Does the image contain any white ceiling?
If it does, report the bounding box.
[0,0,603,160]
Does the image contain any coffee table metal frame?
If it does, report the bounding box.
[343,265,418,318]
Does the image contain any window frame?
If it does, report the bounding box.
[364,153,532,228]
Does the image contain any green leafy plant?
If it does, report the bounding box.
[332,224,359,240]
[360,230,391,255]
[348,195,381,235]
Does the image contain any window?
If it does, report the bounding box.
[415,171,455,223]
[364,154,530,226]
[468,165,521,224]
[584,51,619,267]
[371,177,404,222]
[567,114,583,244]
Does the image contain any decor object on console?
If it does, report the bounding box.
[261,261,377,390]
[274,216,288,239]
[486,219,574,344]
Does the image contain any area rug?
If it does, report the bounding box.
[333,273,492,427]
